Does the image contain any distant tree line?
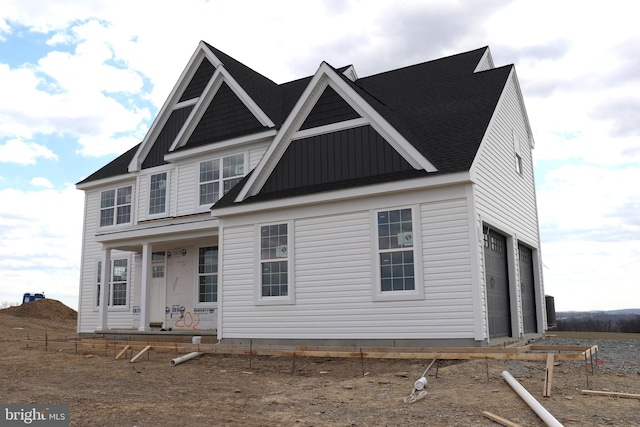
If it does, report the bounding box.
[557,314,640,333]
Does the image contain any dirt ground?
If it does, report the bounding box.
[1,300,639,426]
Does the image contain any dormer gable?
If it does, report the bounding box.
[235,61,438,203]
[128,41,276,172]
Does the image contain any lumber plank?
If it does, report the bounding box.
[481,411,522,427]
[543,353,554,397]
[130,345,151,363]
[115,345,130,360]
[581,390,640,400]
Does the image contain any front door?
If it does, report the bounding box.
[484,227,511,338]
[150,253,167,326]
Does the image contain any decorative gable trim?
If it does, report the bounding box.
[236,62,438,202]
[169,63,275,152]
[128,41,276,173]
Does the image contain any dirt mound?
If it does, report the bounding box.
[0,298,77,321]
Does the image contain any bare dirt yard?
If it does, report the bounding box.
[1,299,639,426]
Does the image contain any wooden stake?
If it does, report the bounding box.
[481,411,522,427]
[115,345,131,360]
[581,390,640,400]
[130,345,151,363]
[543,353,554,397]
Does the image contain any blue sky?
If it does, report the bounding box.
[0,0,638,311]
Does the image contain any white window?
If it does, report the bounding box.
[372,207,423,301]
[96,258,129,308]
[513,131,523,175]
[100,186,132,227]
[149,172,168,215]
[256,222,294,305]
[198,246,218,303]
[199,154,245,206]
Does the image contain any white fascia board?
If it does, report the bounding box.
[170,66,276,153]
[234,63,330,202]
[169,68,224,151]
[76,174,136,191]
[165,129,277,162]
[510,68,535,148]
[217,67,275,128]
[215,171,471,218]
[128,43,212,173]
[327,69,437,173]
[96,217,219,245]
[236,62,438,203]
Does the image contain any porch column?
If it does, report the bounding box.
[96,248,111,331]
[138,243,152,331]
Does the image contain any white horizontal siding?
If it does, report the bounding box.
[79,186,138,333]
[472,72,545,337]
[220,189,477,340]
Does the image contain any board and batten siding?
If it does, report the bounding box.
[220,186,476,341]
[472,71,545,335]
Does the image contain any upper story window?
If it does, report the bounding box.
[372,206,423,301]
[100,186,132,227]
[149,172,168,215]
[513,131,523,175]
[199,154,245,206]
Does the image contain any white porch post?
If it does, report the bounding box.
[96,248,111,331]
[138,243,152,331]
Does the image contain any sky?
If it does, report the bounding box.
[0,0,638,312]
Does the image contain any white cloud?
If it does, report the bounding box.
[0,138,57,164]
[0,185,83,309]
[30,177,54,188]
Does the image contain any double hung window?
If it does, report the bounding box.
[149,172,167,215]
[100,186,132,227]
[199,154,245,206]
[198,246,218,303]
[257,222,294,304]
[96,258,129,307]
[373,207,423,300]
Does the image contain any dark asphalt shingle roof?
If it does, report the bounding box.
[78,44,512,192]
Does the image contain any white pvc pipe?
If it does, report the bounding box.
[501,371,563,427]
[170,352,202,367]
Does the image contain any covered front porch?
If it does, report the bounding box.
[94,215,219,333]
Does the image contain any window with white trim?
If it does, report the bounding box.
[199,154,245,206]
[377,208,415,291]
[100,186,132,227]
[373,207,423,300]
[260,223,289,298]
[513,131,523,175]
[149,172,168,215]
[198,246,218,303]
[96,258,129,307]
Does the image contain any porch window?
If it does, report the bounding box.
[198,246,218,303]
[96,258,129,307]
[149,172,167,215]
[372,207,423,301]
[199,154,245,206]
[100,185,132,227]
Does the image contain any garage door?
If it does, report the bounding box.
[484,227,511,338]
[519,244,537,334]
